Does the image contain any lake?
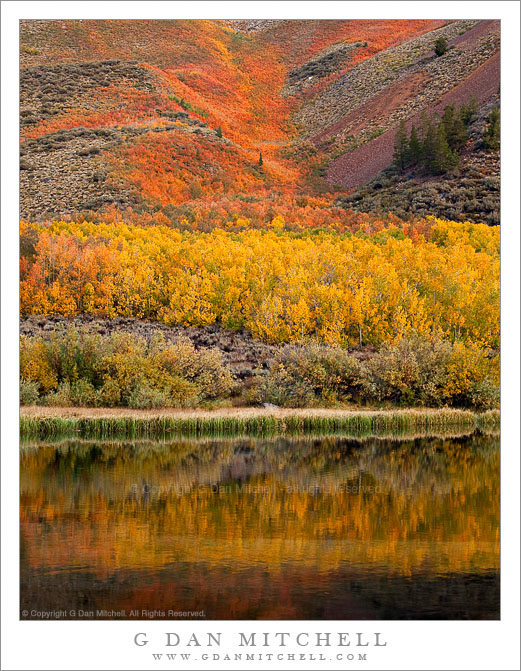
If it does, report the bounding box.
[20,432,499,620]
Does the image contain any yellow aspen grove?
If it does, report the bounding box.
[20,219,499,349]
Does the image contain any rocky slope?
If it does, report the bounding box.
[20,111,225,221]
[337,96,500,225]
[294,20,480,140]
[326,50,500,190]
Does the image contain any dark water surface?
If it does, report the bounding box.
[20,433,499,620]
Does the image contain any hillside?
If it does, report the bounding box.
[19,19,501,412]
[20,19,500,229]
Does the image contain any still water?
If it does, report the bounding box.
[20,433,499,620]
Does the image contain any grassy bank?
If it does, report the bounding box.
[20,406,500,440]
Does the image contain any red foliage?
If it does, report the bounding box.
[20,19,447,231]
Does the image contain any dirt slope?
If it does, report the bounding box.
[327,50,500,190]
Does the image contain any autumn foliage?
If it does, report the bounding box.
[20,329,234,408]
[19,21,500,413]
[20,19,448,227]
[20,219,499,350]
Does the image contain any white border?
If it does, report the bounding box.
[2,2,520,670]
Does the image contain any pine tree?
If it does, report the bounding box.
[451,115,468,151]
[441,105,456,143]
[216,126,223,138]
[441,105,468,151]
[408,125,421,165]
[460,96,478,126]
[420,113,436,171]
[258,151,263,167]
[417,112,459,175]
[483,107,500,151]
[431,124,459,174]
[434,37,448,56]
[393,119,409,172]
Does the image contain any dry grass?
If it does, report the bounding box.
[20,405,483,420]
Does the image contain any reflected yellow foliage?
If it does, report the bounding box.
[21,436,499,578]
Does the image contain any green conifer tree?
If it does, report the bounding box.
[431,124,459,174]
[451,115,469,151]
[420,113,436,171]
[434,37,448,56]
[441,105,468,152]
[408,125,421,165]
[441,105,456,143]
[393,119,409,172]
[460,96,478,126]
[483,107,500,151]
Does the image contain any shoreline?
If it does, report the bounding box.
[20,406,500,440]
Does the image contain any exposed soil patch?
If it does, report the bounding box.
[449,19,500,50]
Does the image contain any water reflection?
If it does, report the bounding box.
[20,433,499,619]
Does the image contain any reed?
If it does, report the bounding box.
[477,409,501,430]
[20,408,499,440]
